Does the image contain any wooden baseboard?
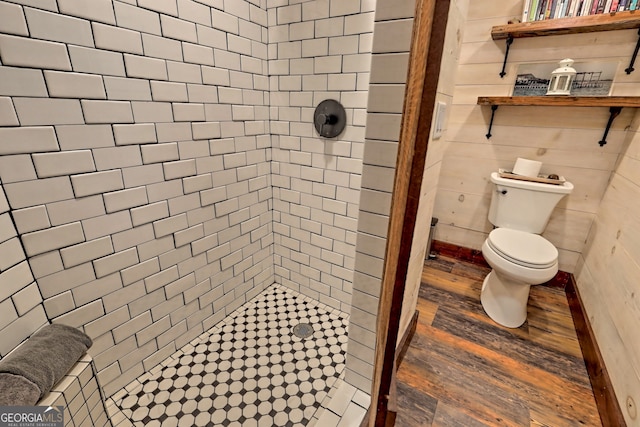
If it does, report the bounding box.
[361,311,419,427]
[384,310,419,426]
[358,312,421,427]
[395,310,419,370]
[431,240,570,289]
[566,276,626,427]
[431,240,488,267]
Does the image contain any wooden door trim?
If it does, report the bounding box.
[364,0,451,425]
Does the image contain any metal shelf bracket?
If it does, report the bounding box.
[625,28,640,74]
[599,106,622,146]
[483,103,621,147]
[499,36,513,78]
[486,105,499,139]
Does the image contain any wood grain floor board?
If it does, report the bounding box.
[420,273,585,363]
[419,268,591,386]
[424,256,456,274]
[432,305,591,387]
[395,256,602,427]
[432,401,495,427]
[425,313,599,426]
[400,332,532,426]
[396,381,438,426]
[416,297,439,327]
[449,261,491,282]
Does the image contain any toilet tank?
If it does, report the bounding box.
[488,172,573,234]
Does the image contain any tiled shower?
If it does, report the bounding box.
[109,284,351,426]
[0,0,467,425]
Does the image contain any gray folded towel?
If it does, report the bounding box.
[0,324,92,400]
[0,373,40,406]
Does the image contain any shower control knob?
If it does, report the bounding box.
[313,99,346,138]
[316,113,338,126]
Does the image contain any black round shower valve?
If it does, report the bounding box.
[313,99,346,138]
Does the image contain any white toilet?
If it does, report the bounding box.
[480,172,573,328]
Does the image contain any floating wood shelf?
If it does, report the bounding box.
[491,10,640,40]
[477,96,640,107]
[492,11,640,77]
[477,96,640,146]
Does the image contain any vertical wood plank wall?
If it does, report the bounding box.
[436,1,640,425]
[577,124,640,426]
[435,0,640,274]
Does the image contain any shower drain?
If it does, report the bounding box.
[292,322,314,339]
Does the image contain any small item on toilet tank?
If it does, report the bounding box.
[547,174,559,180]
[512,158,542,178]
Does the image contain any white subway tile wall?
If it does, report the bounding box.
[0,185,48,357]
[335,0,414,394]
[267,0,373,318]
[0,0,435,405]
[0,0,274,398]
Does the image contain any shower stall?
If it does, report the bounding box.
[0,0,468,424]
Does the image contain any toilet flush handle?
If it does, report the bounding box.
[497,189,507,195]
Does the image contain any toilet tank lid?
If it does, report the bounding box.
[488,228,558,267]
[491,172,573,194]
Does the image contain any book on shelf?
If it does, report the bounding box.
[528,0,540,20]
[556,0,567,17]
[569,0,582,16]
[593,0,604,14]
[546,0,555,18]
[523,0,638,20]
[532,0,542,19]
[605,0,614,12]
[523,0,532,20]
[540,0,549,18]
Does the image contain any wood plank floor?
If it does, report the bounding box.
[395,256,602,427]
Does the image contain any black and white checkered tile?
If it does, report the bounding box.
[113,284,349,427]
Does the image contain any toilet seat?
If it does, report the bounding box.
[487,228,557,269]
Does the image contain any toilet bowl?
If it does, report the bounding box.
[481,228,558,328]
[480,171,572,328]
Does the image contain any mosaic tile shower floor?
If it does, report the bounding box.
[110,284,349,427]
